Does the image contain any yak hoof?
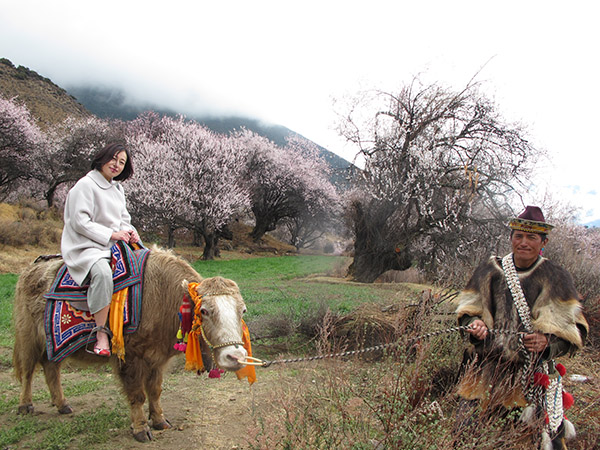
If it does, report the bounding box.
[17,403,34,415]
[133,428,153,442]
[58,404,73,414]
[152,419,172,430]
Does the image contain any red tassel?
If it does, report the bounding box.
[563,391,574,410]
[534,372,550,389]
[208,368,224,379]
[173,342,187,352]
[556,363,566,377]
[180,295,193,336]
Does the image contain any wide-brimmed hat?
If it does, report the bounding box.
[509,206,554,234]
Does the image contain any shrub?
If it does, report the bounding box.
[0,202,62,247]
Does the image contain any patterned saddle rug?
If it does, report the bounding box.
[43,241,150,362]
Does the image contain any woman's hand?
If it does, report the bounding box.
[466,319,488,340]
[523,332,548,353]
[129,229,140,244]
[111,230,133,243]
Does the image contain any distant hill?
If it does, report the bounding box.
[67,85,354,172]
[0,58,90,128]
[584,219,600,228]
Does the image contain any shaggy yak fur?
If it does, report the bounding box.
[12,247,248,442]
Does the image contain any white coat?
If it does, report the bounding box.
[61,169,134,286]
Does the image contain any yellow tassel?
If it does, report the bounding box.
[109,287,128,362]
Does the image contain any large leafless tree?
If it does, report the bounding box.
[338,79,538,282]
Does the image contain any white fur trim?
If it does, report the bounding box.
[563,418,576,440]
[520,405,536,424]
[541,431,552,450]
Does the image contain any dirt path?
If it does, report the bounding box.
[0,348,287,450]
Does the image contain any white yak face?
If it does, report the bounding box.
[197,285,248,372]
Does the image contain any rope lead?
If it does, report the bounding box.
[240,325,524,368]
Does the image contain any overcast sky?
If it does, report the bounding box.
[1,0,598,223]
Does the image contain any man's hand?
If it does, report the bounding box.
[467,319,488,340]
[523,332,548,353]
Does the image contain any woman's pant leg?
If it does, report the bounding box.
[87,258,113,315]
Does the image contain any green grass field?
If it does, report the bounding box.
[0,273,17,348]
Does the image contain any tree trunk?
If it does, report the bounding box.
[348,201,412,282]
[202,233,218,260]
[193,227,204,247]
[45,183,58,208]
[250,215,276,242]
[167,225,176,248]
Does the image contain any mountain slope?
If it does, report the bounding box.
[0,58,90,127]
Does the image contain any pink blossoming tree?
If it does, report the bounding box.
[0,96,44,200]
[126,114,250,258]
[31,116,121,207]
[239,130,340,243]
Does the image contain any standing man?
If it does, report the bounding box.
[455,206,588,448]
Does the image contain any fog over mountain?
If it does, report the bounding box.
[65,84,355,176]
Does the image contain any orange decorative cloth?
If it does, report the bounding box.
[236,320,256,385]
[108,241,142,362]
[108,287,128,361]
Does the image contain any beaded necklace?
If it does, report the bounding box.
[501,253,563,434]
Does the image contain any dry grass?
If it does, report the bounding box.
[246,292,600,450]
[0,203,300,274]
[0,203,63,273]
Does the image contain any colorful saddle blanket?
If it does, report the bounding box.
[43,241,150,362]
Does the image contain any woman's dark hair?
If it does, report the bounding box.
[91,143,134,181]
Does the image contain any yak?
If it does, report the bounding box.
[12,246,249,442]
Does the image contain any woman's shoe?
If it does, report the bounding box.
[86,325,113,357]
[93,346,111,357]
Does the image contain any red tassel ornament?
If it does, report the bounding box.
[534,372,550,388]
[563,391,574,410]
[208,368,225,379]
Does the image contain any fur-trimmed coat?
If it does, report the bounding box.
[455,255,588,408]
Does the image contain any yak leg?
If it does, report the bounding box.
[41,358,72,414]
[117,359,153,442]
[14,336,40,415]
[16,359,36,415]
[146,366,171,430]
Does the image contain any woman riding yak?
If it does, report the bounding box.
[61,142,140,356]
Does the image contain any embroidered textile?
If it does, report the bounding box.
[43,242,150,362]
